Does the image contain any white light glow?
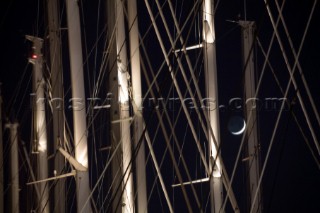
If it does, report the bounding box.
[203,0,215,43]
[117,66,129,104]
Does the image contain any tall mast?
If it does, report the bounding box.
[27,35,50,213]
[106,0,122,211]
[128,0,147,212]
[203,0,223,212]
[65,0,92,212]
[46,0,66,211]
[116,0,134,211]
[5,122,19,213]
[240,20,262,213]
[0,83,3,213]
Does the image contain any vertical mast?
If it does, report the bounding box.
[5,122,19,213]
[240,20,262,213]
[0,83,3,213]
[203,0,223,212]
[46,0,66,211]
[116,0,135,212]
[106,0,122,212]
[127,0,147,212]
[65,0,92,212]
[27,35,50,213]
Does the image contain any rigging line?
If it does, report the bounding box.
[98,151,112,213]
[250,2,317,211]
[93,0,102,88]
[1,97,37,172]
[136,62,175,211]
[175,50,204,171]
[113,105,173,212]
[141,2,206,210]
[139,3,204,178]
[141,32,204,213]
[80,111,146,212]
[104,0,178,105]
[142,71,197,213]
[91,0,151,100]
[168,0,226,178]
[81,0,203,210]
[92,24,113,97]
[171,2,179,206]
[81,0,103,190]
[152,0,210,179]
[100,157,121,211]
[79,0,93,103]
[79,5,110,182]
[82,27,169,180]
[6,63,29,117]
[144,116,171,208]
[265,0,320,155]
[139,40,194,209]
[62,23,107,104]
[256,37,320,169]
[150,158,166,212]
[139,44,199,212]
[170,51,204,183]
[169,0,224,174]
[145,129,173,212]
[16,73,32,123]
[266,104,292,213]
[221,0,286,211]
[165,1,241,210]
[140,41,203,210]
[214,0,221,13]
[249,64,294,213]
[104,105,154,212]
[274,0,320,132]
[130,4,210,199]
[60,22,114,157]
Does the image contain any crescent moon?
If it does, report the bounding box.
[232,119,246,135]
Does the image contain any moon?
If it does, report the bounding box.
[228,116,246,135]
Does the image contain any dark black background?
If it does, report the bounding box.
[1,0,320,212]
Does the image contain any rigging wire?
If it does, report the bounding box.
[90,0,204,210]
[141,35,204,212]
[6,0,319,211]
[274,0,320,150]
[265,0,320,156]
[221,0,287,211]
[256,37,320,169]
[82,1,207,210]
[249,1,318,211]
[265,102,292,212]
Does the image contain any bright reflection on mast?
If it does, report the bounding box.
[116,0,134,211]
[203,0,223,212]
[117,60,129,104]
[203,0,221,176]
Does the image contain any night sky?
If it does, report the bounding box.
[1,0,320,212]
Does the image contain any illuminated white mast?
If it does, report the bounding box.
[27,35,50,213]
[5,122,19,213]
[128,0,147,212]
[240,20,262,212]
[116,0,135,211]
[66,0,92,212]
[203,0,223,212]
